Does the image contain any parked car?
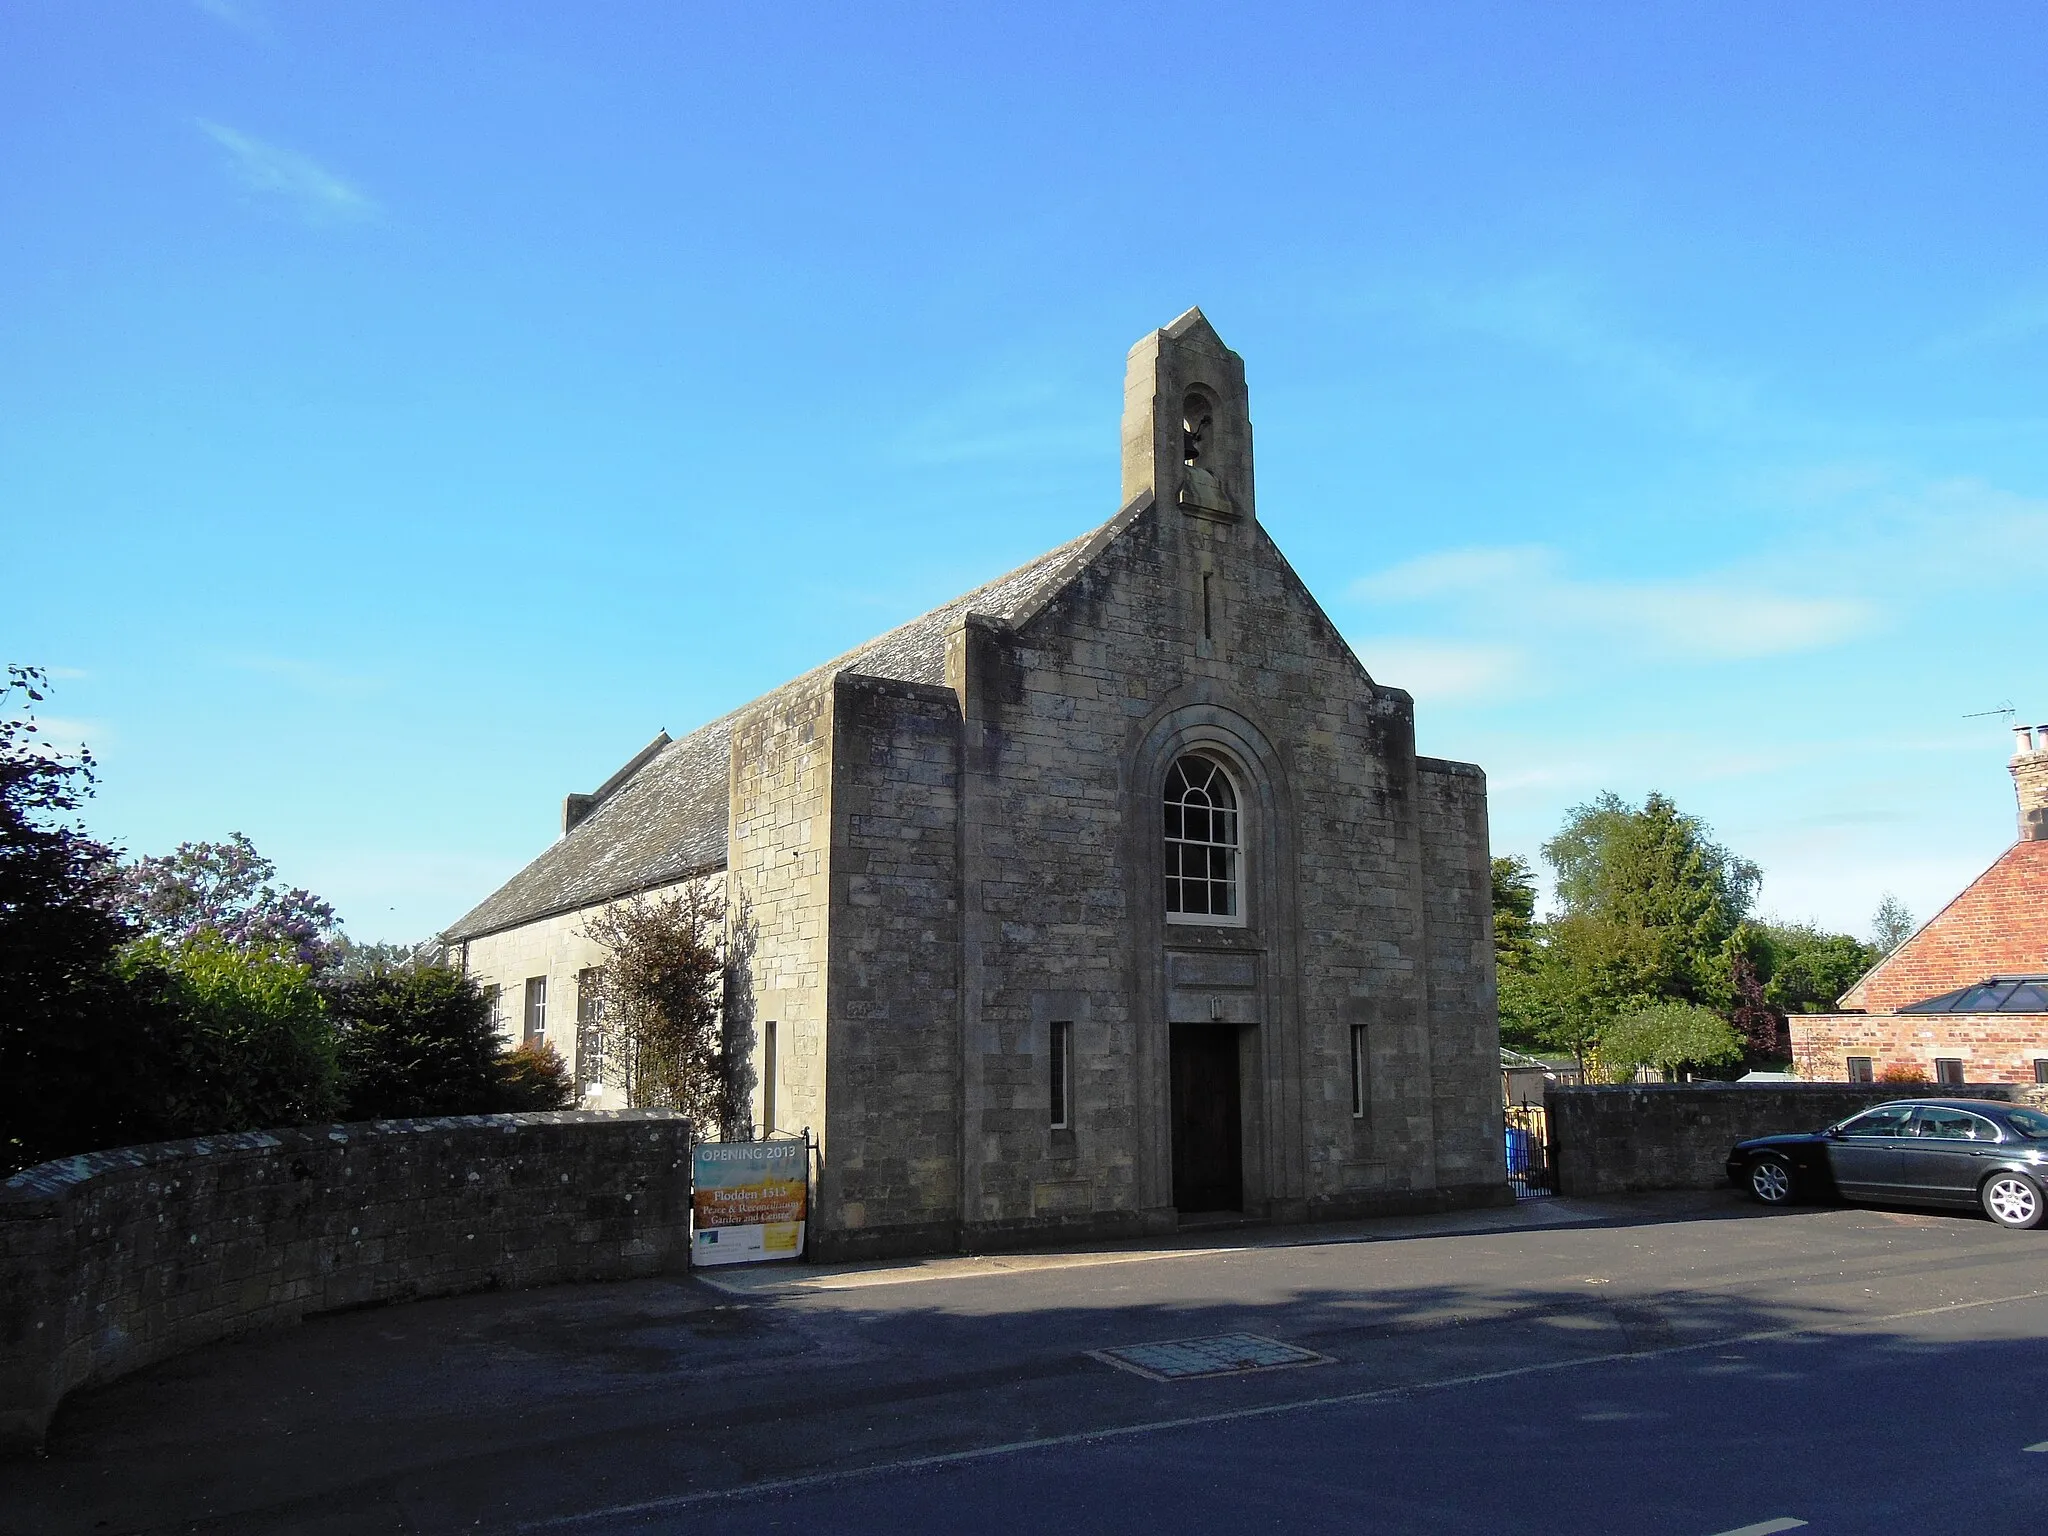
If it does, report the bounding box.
[1727,1099,2048,1229]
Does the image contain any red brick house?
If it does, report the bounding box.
[1791,726,2048,1085]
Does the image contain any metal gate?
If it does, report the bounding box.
[1505,1103,1555,1199]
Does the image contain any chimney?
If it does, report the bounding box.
[2014,723,2048,842]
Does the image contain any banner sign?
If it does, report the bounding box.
[691,1140,807,1266]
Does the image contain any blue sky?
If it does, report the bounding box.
[4,2,2044,944]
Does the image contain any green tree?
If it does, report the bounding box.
[1542,791,1760,1008]
[1753,922,1878,1014]
[1871,893,1915,955]
[1491,855,1546,1051]
[1600,1001,1745,1081]
[329,962,505,1119]
[126,932,341,1132]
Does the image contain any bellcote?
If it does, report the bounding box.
[1120,307,1255,523]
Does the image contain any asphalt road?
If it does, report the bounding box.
[7,1191,2048,1536]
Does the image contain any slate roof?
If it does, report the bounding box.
[445,523,1104,941]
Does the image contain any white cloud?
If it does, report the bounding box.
[1353,545,1873,663]
[1415,273,1757,431]
[1353,639,1525,703]
[890,371,1099,468]
[190,0,267,34]
[198,121,378,225]
[227,655,385,698]
[1932,293,2048,354]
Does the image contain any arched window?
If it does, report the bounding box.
[1164,754,1241,922]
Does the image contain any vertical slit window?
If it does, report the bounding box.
[1201,572,1213,640]
[1050,1022,1073,1130]
[1350,1025,1367,1118]
[1163,755,1241,923]
[763,1021,778,1135]
[482,984,501,1034]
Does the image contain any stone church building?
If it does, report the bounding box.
[446,310,1507,1258]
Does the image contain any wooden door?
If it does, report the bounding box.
[1170,1023,1243,1213]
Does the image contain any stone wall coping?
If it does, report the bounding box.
[0,1109,690,1214]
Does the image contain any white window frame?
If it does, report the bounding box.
[1934,1057,1965,1086]
[524,976,548,1044]
[1163,753,1246,928]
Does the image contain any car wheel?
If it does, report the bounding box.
[1980,1171,2046,1230]
[1748,1155,1795,1205]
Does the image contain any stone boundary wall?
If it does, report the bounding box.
[1549,1084,2044,1196]
[0,1111,691,1456]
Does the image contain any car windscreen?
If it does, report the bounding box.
[2001,1106,2048,1140]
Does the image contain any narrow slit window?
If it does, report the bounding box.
[1350,1025,1367,1118]
[523,976,547,1043]
[1846,1056,1873,1084]
[1201,572,1213,640]
[1163,754,1241,923]
[482,984,501,1033]
[1050,1022,1073,1130]
[763,1020,778,1135]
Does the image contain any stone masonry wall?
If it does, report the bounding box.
[1791,1011,2048,1085]
[822,674,964,1258]
[1415,759,1507,1194]
[0,1111,691,1456]
[950,493,1504,1236]
[1549,1084,2032,1196]
[728,676,836,1144]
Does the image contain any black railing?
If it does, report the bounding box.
[1505,1103,1556,1199]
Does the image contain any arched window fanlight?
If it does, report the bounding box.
[1164,754,1241,921]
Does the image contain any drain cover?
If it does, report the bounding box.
[1090,1332,1330,1381]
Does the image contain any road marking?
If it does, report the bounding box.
[1707,1520,1806,1536]
[2026,1441,2048,1452]
[510,1285,2048,1532]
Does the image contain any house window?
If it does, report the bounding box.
[576,968,603,1094]
[1164,754,1241,923]
[1846,1056,1873,1084]
[1050,1022,1074,1130]
[1350,1025,1368,1118]
[2035,1059,2048,1086]
[482,984,502,1033]
[762,1020,778,1135]
[524,976,547,1044]
[1934,1057,1964,1086]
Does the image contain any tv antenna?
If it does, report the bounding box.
[1962,701,2015,721]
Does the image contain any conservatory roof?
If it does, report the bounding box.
[1898,976,2048,1015]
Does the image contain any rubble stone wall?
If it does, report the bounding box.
[0,1111,691,1456]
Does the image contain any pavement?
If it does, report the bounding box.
[6,1189,2048,1535]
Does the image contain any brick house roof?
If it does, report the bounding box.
[1839,839,2048,1013]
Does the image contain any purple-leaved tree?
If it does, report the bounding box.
[114,832,339,967]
